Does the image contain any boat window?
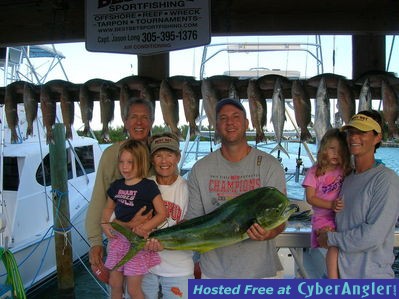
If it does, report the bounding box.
[2,157,19,191]
[36,151,73,186]
[74,145,95,177]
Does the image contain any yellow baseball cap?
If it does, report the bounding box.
[341,114,382,133]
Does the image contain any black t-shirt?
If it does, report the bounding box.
[107,178,160,222]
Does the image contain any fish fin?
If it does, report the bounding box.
[270,143,290,158]
[281,204,299,221]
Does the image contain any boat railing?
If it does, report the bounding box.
[179,99,317,184]
[199,39,324,79]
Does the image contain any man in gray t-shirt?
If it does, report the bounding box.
[186,98,287,278]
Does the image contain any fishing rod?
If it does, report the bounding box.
[295,143,303,183]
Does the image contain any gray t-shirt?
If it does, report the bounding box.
[328,163,399,278]
[186,147,286,278]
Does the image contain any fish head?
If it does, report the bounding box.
[255,202,298,230]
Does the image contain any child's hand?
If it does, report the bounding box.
[101,222,115,239]
[332,198,344,212]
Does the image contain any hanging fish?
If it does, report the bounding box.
[258,74,291,91]
[337,78,356,125]
[4,82,22,143]
[137,82,155,102]
[159,79,182,139]
[79,83,94,136]
[167,75,196,90]
[358,78,372,112]
[118,83,130,123]
[207,75,236,98]
[60,85,75,140]
[381,79,399,139]
[247,79,266,144]
[201,78,220,144]
[291,80,312,142]
[23,82,38,137]
[271,78,289,157]
[314,77,332,145]
[307,73,345,89]
[355,70,399,88]
[99,82,115,143]
[40,84,57,144]
[182,80,200,138]
[228,80,240,101]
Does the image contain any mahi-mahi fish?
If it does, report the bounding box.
[247,79,266,143]
[337,78,355,125]
[271,78,289,157]
[109,187,297,269]
[182,80,200,138]
[159,79,182,139]
[291,80,312,142]
[381,79,399,139]
[314,77,332,145]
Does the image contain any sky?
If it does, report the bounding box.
[2,35,398,130]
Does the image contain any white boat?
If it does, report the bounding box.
[0,103,102,294]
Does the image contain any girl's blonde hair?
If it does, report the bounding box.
[315,128,352,177]
[118,140,150,178]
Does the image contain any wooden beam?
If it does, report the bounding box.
[138,53,169,80]
[352,35,386,79]
[0,0,398,46]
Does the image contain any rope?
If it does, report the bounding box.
[0,247,26,299]
[30,230,53,288]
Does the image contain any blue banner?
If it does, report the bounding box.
[188,279,399,299]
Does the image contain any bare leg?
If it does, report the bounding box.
[108,270,124,299]
[126,275,144,299]
[326,246,339,279]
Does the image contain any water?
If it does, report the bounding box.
[179,140,399,200]
[32,141,399,297]
[28,258,109,299]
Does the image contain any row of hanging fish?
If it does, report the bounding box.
[1,70,398,145]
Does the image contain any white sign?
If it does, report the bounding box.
[85,0,211,55]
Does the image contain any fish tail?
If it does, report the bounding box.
[300,129,312,142]
[10,129,19,144]
[256,131,266,144]
[190,124,200,138]
[112,243,145,270]
[65,126,73,140]
[270,143,290,158]
[110,222,146,270]
[26,125,33,137]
